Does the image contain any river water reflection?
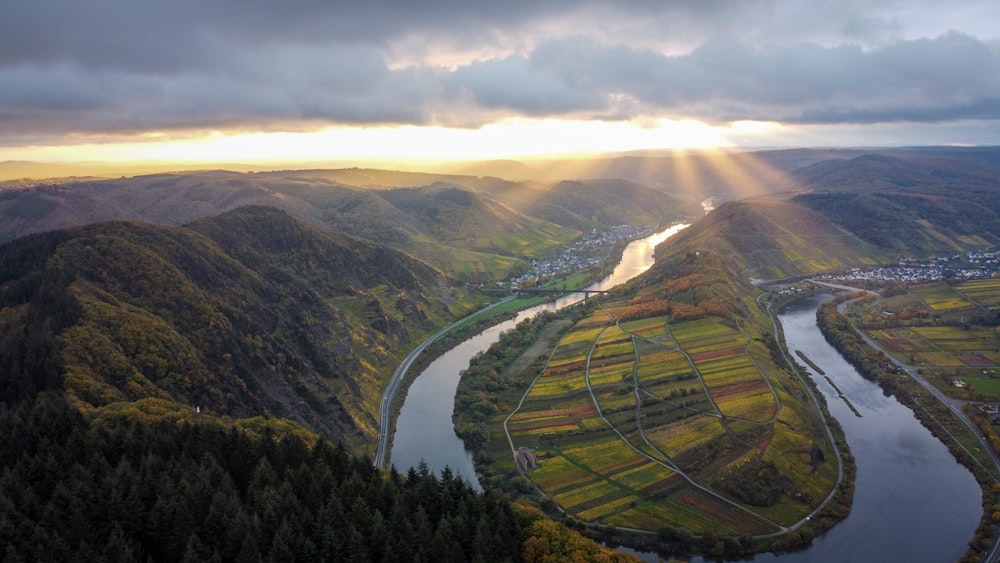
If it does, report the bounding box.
[389,224,687,487]
[390,236,982,562]
[747,296,980,562]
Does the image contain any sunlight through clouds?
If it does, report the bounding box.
[3,118,762,164]
[3,1,1000,159]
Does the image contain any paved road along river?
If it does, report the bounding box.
[387,230,982,561]
[387,224,687,486]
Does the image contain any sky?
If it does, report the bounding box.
[2,0,1000,164]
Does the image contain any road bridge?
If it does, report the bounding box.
[478,287,610,300]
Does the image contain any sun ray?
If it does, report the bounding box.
[670,149,708,210]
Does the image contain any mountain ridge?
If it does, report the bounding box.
[0,206,467,447]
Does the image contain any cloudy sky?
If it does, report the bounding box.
[3,0,1000,163]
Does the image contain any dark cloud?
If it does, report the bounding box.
[446,31,1000,125]
[1,1,999,144]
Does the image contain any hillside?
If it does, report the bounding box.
[455,198,854,556]
[652,197,888,281]
[0,206,468,447]
[790,153,1000,255]
[524,179,702,232]
[0,168,700,282]
[0,204,645,562]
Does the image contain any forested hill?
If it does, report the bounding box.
[0,205,467,446]
[0,168,700,283]
[0,398,526,562]
[790,153,1000,254]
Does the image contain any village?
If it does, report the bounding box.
[504,224,651,289]
[817,248,1000,284]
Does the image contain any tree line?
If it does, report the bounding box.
[0,397,524,562]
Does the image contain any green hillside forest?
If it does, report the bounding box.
[5,147,1000,560]
[0,205,640,562]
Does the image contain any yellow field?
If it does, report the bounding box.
[530,455,599,492]
[647,413,727,457]
[577,494,640,520]
[636,349,692,383]
[956,279,1000,309]
[714,386,778,421]
[621,316,669,338]
[911,286,976,311]
[554,479,625,509]
[914,351,966,367]
[913,326,969,339]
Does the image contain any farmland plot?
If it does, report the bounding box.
[621,316,669,339]
[957,279,1000,309]
[911,285,976,311]
[670,317,745,352]
[645,412,728,458]
[636,347,693,384]
[499,296,826,537]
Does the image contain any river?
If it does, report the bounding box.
[388,232,982,561]
[388,224,688,486]
[747,295,980,562]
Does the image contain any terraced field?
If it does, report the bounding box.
[910,284,976,311]
[502,301,836,535]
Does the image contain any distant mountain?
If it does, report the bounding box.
[0,206,466,446]
[525,178,701,231]
[430,158,541,180]
[0,160,269,182]
[791,152,1000,194]
[791,153,1000,255]
[510,146,1000,206]
[640,147,1000,280]
[0,168,701,282]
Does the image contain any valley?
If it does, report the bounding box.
[6,3,1000,561]
[4,147,1000,560]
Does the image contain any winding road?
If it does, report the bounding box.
[373,297,514,469]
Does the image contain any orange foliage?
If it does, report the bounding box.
[618,299,671,322]
[671,302,705,321]
[665,273,701,294]
[699,297,730,318]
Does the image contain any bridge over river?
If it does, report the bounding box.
[479,287,610,300]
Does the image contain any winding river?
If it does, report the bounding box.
[388,230,982,561]
[389,224,688,485]
[752,296,980,562]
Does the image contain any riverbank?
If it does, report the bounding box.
[453,287,850,557]
[815,293,999,561]
[377,226,664,472]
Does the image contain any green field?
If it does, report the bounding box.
[965,376,1000,398]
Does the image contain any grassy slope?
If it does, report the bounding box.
[653,197,889,281]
